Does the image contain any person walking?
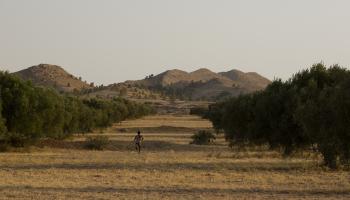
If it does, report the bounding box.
[134,130,144,153]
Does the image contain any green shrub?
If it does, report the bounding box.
[190,130,216,145]
[84,136,109,150]
[0,71,154,150]
[205,63,350,168]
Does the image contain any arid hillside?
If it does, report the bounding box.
[128,68,271,100]
[219,69,271,92]
[13,64,92,92]
[12,64,270,100]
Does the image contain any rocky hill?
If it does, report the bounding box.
[12,64,271,100]
[13,64,92,92]
[219,70,271,92]
[128,68,271,100]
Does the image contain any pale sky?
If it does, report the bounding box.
[0,0,349,85]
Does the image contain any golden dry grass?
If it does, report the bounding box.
[0,115,349,199]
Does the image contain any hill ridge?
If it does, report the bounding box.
[129,67,271,100]
[11,64,271,100]
[13,64,92,92]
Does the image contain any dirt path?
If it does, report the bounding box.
[0,115,349,199]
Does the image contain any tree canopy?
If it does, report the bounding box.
[204,63,350,168]
[0,71,154,147]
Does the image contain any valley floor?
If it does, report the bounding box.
[0,115,349,200]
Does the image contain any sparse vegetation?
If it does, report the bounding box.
[131,68,270,101]
[13,64,93,92]
[0,115,349,199]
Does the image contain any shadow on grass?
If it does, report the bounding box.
[36,139,225,152]
[0,159,316,172]
[114,126,210,133]
[0,185,349,197]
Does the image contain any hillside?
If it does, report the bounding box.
[129,68,271,100]
[13,64,92,92]
[219,69,271,93]
[11,64,271,101]
[136,68,230,87]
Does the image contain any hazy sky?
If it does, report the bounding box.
[0,0,349,85]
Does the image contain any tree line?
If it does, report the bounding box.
[0,71,154,148]
[202,63,350,168]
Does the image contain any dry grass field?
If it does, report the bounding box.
[0,115,349,200]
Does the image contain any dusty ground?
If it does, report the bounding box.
[0,115,349,200]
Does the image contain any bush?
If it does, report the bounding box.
[84,136,110,150]
[190,130,216,145]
